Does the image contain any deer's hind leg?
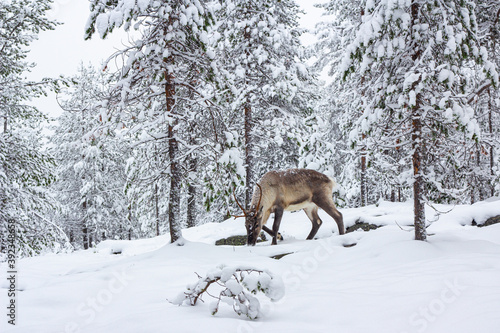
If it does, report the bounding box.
[314,198,344,235]
[304,205,323,240]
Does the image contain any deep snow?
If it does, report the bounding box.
[2,199,500,333]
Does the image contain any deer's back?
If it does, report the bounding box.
[256,169,333,211]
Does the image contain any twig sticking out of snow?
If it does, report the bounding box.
[394,220,434,237]
[168,265,284,320]
[425,202,456,223]
[395,220,413,232]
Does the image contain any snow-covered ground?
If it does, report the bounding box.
[2,199,500,333]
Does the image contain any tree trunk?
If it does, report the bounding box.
[187,134,197,228]
[412,108,426,241]
[3,107,9,133]
[82,225,89,250]
[187,183,197,228]
[155,182,160,236]
[244,101,254,209]
[359,74,367,207]
[411,1,426,241]
[165,70,182,243]
[243,23,254,210]
[360,147,367,206]
[489,89,495,197]
[82,200,90,249]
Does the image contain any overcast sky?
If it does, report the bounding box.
[27,0,326,118]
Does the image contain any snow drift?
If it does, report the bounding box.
[2,199,500,333]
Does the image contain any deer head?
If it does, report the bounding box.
[233,184,263,245]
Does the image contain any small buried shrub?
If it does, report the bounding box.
[346,220,381,233]
[478,215,500,227]
[270,252,293,260]
[215,235,247,246]
[215,232,267,246]
[169,265,284,319]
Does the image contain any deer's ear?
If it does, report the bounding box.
[259,206,263,213]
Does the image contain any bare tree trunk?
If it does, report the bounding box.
[165,70,181,243]
[489,89,495,197]
[360,146,367,206]
[244,101,254,209]
[82,225,88,249]
[359,73,367,207]
[82,200,90,249]
[243,21,254,210]
[187,156,197,228]
[126,204,133,240]
[187,183,197,228]
[475,142,483,202]
[3,107,9,133]
[470,179,475,204]
[155,183,160,236]
[412,108,426,241]
[411,1,426,241]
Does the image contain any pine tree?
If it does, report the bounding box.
[313,0,373,207]
[213,0,314,210]
[125,141,170,237]
[0,0,68,256]
[341,0,498,240]
[51,65,130,249]
[473,0,500,199]
[85,0,216,243]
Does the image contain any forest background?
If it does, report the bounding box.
[0,0,498,256]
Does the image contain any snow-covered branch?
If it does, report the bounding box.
[169,265,284,319]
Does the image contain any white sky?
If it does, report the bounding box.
[27,0,326,118]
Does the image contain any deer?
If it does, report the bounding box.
[234,168,345,246]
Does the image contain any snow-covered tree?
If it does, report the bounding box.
[471,0,500,199]
[212,0,315,209]
[341,0,499,240]
[0,0,69,257]
[125,141,170,237]
[51,65,130,249]
[311,0,376,207]
[85,0,217,242]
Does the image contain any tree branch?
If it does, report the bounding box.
[467,82,492,104]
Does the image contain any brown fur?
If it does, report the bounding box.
[245,169,344,245]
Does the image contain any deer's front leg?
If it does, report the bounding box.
[261,226,283,242]
[272,208,284,245]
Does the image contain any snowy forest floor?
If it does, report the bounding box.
[2,199,500,333]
